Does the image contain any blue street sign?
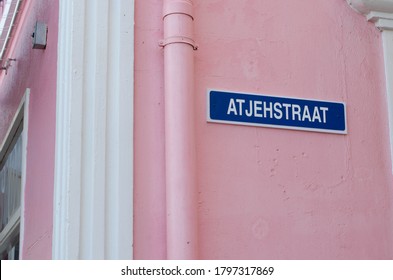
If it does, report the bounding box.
[207,90,347,134]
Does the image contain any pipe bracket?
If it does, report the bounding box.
[159,36,198,50]
[0,58,16,75]
[163,0,194,20]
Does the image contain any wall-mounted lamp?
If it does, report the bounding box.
[32,22,47,49]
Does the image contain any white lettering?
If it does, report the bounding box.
[236,99,245,116]
[302,106,312,122]
[312,107,321,122]
[292,104,301,121]
[245,100,253,117]
[228,97,331,125]
[254,101,263,117]
[282,103,291,120]
[320,107,328,123]
[264,102,273,118]
[273,103,282,119]
[227,98,237,115]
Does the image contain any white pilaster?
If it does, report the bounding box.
[53,0,134,259]
[381,30,393,173]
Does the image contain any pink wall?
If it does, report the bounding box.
[4,0,390,261]
[0,0,58,259]
[194,0,393,259]
[134,0,167,259]
[134,0,393,259]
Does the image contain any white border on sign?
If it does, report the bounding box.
[206,89,348,135]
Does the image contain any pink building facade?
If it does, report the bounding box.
[0,0,392,259]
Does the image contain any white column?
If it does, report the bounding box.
[382,30,393,173]
[369,13,393,173]
[53,0,134,259]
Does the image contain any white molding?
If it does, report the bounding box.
[381,30,393,173]
[367,11,393,29]
[53,0,134,259]
[347,0,393,15]
[19,89,29,259]
[347,0,393,29]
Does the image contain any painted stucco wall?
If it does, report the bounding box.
[194,0,393,259]
[134,0,393,259]
[134,0,167,259]
[0,0,58,259]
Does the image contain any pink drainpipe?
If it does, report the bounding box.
[161,0,198,259]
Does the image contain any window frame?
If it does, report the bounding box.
[0,89,29,259]
[0,0,22,66]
